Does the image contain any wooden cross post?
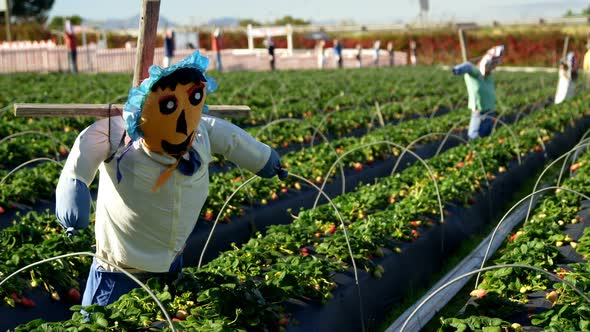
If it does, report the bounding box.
[13,0,250,119]
[458,28,468,63]
[561,36,570,61]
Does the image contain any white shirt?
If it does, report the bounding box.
[60,115,270,272]
[555,68,574,105]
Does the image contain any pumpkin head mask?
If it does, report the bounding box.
[140,68,207,157]
[122,51,217,191]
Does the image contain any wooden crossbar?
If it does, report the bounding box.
[13,103,251,119]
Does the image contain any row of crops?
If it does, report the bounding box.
[435,135,590,331]
[1,66,586,331]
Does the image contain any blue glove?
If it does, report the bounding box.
[452,62,473,76]
[256,148,288,180]
[56,177,91,237]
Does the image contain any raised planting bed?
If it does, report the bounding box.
[432,137,590,331]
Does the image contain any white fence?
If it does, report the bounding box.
[0,44,407,74]
[0,44,199,73]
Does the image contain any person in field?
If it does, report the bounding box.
[211,28,223,72]
[387,41,395,67]
[333,39,343,69]
[316,40,326,69]
[409,40,417,66]
[355,44,362,68]
[452,45,505,140]
[163,28,175,68]
[55,51,287,306]
[373,40,381,66]
[63,20,78,74]
[264,36,276,71]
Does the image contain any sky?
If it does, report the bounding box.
[49,0,589,26]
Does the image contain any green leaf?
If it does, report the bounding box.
[157,291,172,302]
[95,317,109,328]
[482,327,501,332]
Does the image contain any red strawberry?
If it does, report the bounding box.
[300,248,310,257]
[570,163,581,172]
[328,224,337,234]
[353,162,363,171]
[59,146,68,155]
[282,142,289,148]
[66,288,81,303]
[456,161,465,168]
[270,192,278,200]
[411,229,420,238]
[0,206,5,214]
[409,221,421,227]
[278,316,290,326]
[204,211,213,221]
[20,297,36,308]
[469,289,487,298]
[534,145,543,152]
[336,147,344,154]
[281,188,288,194]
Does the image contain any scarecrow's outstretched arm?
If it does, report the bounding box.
[56,119,111,233]
[202,115,287,179]
[452,62,478,76]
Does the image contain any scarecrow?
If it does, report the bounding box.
[55,51,287,306]
[452,45,505,140]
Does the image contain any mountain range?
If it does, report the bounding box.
[84,15,244,30]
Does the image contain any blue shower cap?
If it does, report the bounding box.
[123,50,218,141]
